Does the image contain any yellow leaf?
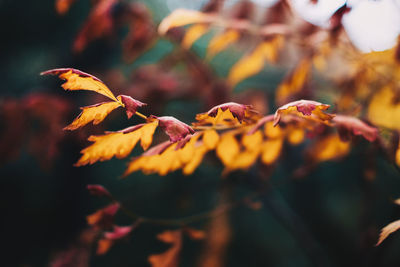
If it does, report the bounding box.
[286,126,305,145]
[158,9,213,35]
[75,121,158,166]
[41,68,119,102]
[182,24,209,49]
[242,131,263,151]
[64,101,121,130]
[216,134,240,166]
[376,219,400,246]
[183,145,208,175]
[368,86,400,130]
[195,108,240,127]
[310,134,350,163]
[264,121,283,139]
[276,59,311,104]
[202,129,219,149]
[227,43,268,87]
[206,29,240,59]
[261,138,283,165]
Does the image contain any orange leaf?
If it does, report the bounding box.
[182,24,209,49]
[97,239,113,255]
[64,101,121,131]
[41,68,119,102]
[261,138,283,165]
[396,143,400,167]
[148,230,182,267]
[274,100,334,126]
[202,129,219,149]
[86,203,120,229]
[206,29,240,59]
[376,219,400,246]
[158,9,214,35]
[276,59,311,105]
[75,121,158,166]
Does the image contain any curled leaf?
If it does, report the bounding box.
[75,121,158,166]
[376,219,400,246]
[333,115,378,142]
[274,100,334,126]
[64,101,121,131]
[118,95,147,119]
[41,68,118,102]
[152,116,195,143]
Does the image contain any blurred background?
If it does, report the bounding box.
[1,0,400,266]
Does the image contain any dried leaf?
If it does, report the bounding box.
[182,24,209,49]
[276,59,311,104]
[206,29,240,59]
[41,68,119,102]
[64,101,121,131]
[75,121,158,166]
[376,219,400,246]
[274,100,334,126]
[148,230,182,267]
[152,116,195,143]
[158,9,214,35]
[368,86,400,130]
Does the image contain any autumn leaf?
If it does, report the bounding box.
[75,121,158,166]
[396,143,400,167]
[227,36,283,87]
[261,138,284,165]
[206,29,240,59]
[118,94,147,119]
[376,219,400,246]
[276,59,311,105]
[41,68,119,102]
[64,101,121,131]
[216,133,240,167]
[151,116,195,143]
[182,24,210,49]
[273,100,334,126]
[202,129,219,149]
[158,9,214,35]
[194,102,259,126]
[308,134,350,163]
[333,115,378,142]
[368,86,400,130]
[148,230,182,267]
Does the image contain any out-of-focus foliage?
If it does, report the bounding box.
[3,0,400,266]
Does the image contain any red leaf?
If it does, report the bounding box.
[206,102,256,123]
[151,116,195,143]
[104,225,133,240]
[333,115,378,142]
[118,95,147,119]
[86,203,120,229]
